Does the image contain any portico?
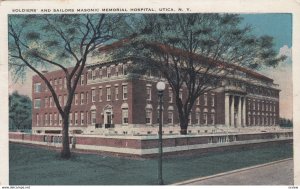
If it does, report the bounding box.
[225,94,246,127]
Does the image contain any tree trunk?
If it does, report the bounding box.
[61,117,71,159]
[179,115,188,135]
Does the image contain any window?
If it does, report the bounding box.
[115,87,119,100]
[204,93,208,106]
[146,86,151,100]
[99,69,103,79]
[86,111,89,125]
[86,92,89,104]
[44,97,48,108]
[253,100,256,110]
[262,101,265,111]
[169,89,173,103]
[203,113,207,125]
[54,113,57,125]
[145,110,152,125]
[92,69,96,80]
[59,114,62,125]
[45,114,48,126]
[91,110,96,124]
[34,83,42,93]
[59,78,62,89]
[179,90,183,100]
[122,109,129,124]
[99,88,102,102]
[106,87,111,101]
[188,114,192,125]
[75,93,78,105]
[80,93,84,104]
[92,89,96,102]
[211,114,215,125]
[115,66,119,76]
[80,75,84,85]
[36,114,39,126]
[195,112,200,125]
[64,78,67,89]
[81,112,84,125]
[211,93,215,107]
[34,99,41,109]
[54,79,57,90]
[123,85,128,100]
[123,64,128,75]
[69,113,72,125]
[64,95,67,106]
[59,95,62,106]
[107,67,111,78]
[168,112,173,125]
[49,113,53,125]
[196,97,200,105]
[49,97,53,107]
[74,112,78,125]
[257,101,260,111]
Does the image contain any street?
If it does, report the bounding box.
[176,158,293,185]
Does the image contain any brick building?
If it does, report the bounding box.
[32,54,280,135]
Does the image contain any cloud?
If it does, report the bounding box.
[260,45,293,119]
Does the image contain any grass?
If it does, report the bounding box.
[9,142,292,185]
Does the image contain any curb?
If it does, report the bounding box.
[172,158,293,185]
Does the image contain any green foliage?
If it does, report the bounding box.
[9,91,32,130]
[279,118,293,128]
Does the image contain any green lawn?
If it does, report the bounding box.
[9,142,293,185]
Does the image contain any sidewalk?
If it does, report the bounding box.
[174,158,293,185]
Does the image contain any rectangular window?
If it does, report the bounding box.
[99,69,103,79]
[49,97,53,107]
[59,78,62,89]
[144,110,152,125]
[75,93,78,105]
[188,114,192,125]
[258,101,260,111]
[54,113,57,125]
[86,111,89,125]
[45,114,48,126]
[69,113,72,125]
[211,114,215,125]
[122,109,129,124]
[34,83,42,93]
[36,114,39,126]
[92,69,96,80]
[59,114,62,125]
[81,112,84,125]
[204,93,208,106]
[107,87,111,101]
[49,113,53,125]
[115,87,119,100]
[74,112,78,125]
[99,88,102,102]
[211,94,215,107]
[34,99,41,109]
[146,86,151,100]
[81,75,84,85]
[91,110,96,124]
[59,95,62,106]
[92,89,96,102]
[80,93,84,104]
[169,89,173,103]
[203,113,207,125]
[44,97,48,108]
[262,101,265,111]
[86,92,89,104]
[196,97,200,105]
[107,67,111,78]
[123,64,127,75]
[115,66,119,76]
[196,112,200,125]
[123,85,128,100]
[253,100,256,110]
[64,95,67,106]
[168,112,173,125]
[64,78,67,89]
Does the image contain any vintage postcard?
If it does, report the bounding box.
[0,0,299,187]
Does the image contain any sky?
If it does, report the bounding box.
[8,13,293,119]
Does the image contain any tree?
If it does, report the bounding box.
[8,14,132,158]
[118,14,286,134]
[9,91,32,131]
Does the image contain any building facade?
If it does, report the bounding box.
[32,56,280,135]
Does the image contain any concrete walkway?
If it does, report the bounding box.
[174,158,293,185]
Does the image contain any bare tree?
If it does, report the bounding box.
[119,14,286,134]
[8,14,131,158]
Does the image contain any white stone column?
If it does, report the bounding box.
[237,96,242,127]
[225,94,230,126]
[242,97,246,127]
[231,95,235,127]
